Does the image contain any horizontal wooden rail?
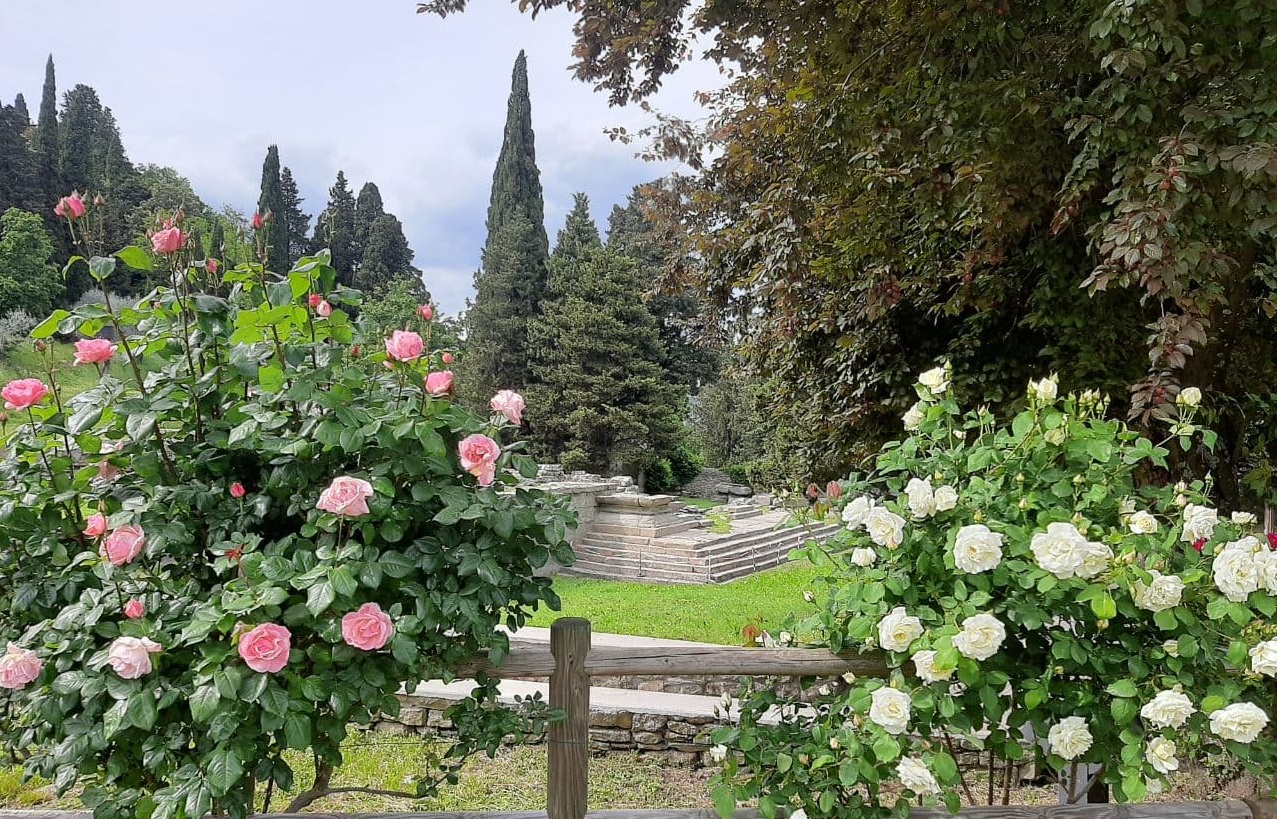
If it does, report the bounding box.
[460,642,890,679]
[1,801,1271,819]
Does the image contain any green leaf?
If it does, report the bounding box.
[329,565,358,598]
[711,783,736,819]
[67,405,103,435]
[872,733,900,762]
[307,580,336,615]
[283,712,312,749]
[205,746,244,796]
[115,246,153,271]
[189,685,220,723]
[1090,590,1117,619]
[126,411,157,442]
[776,752,792,772]
[31,310,72,339]
[1105,680,1138,698]
[125,689,158,730]
[89,255,118,282]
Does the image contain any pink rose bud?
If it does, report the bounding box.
[54,198,67,218]
[150,226,185,254]
[0,643,42,690]
[441,352,454,365]
[98,461,121,482]
[417,304,434,321]
[66,192,87,218]
[100,524,146,567]
[93,193,106,207]
[308,293,323,309]
[341,602,395,651]
[384,330,424,362]
[458,434,501,487]
[2,378,49,410]
[123,599,145,619]
[207,258,219,275]
[826,481,842,500]
[316,475,375,517]
[316,299,332,318]
[425,370,454,397]
[251,212,265,230]
[230,482,246,499]
[237,623,291,673]
[489,390,525,425]
[106,636,162,679]
[83,513,108,538]
[350,344,362,357]
[72,338,118,366]
[264,209,274,222]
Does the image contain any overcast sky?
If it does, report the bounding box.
[0,1,715,313]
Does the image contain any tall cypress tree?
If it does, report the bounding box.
[256,145,289,272]
[314,170,357,285]
[208,220,226,264]
[35,56,62,247]
[12,94,29,125]
[353,181,384,255]
[356,213,417,295]
[59,84,103,193]
[464,50,550,405]
[279,166,311,266]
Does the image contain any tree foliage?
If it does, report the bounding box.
[256,145,289,274]
[0,207,63,319]
[314,171,358,286]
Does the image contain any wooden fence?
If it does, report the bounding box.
[2,617,1273,819]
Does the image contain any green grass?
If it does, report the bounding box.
[0,737,715,812]
[528,561,825,645]
[677,496,721,510]
[0,341,126,399]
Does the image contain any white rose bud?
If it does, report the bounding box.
[1028,375,1058,402]
[933,485,959,512]
[896,756,941,796]
[905,477,938,519]
[1232,511,1257,526]
[911,649,954,684]
[709,744,728,763]
[1132,570,1185,612]
[1047,716,1093,760]
[802,590,816,603]
[1209,702,1269,744]
[1177,386,1202,407]
[842,496,876,529]
[903,401,926,431]
[850,547,878,567]
[918,366,949,396]
[1162,639,1179,657]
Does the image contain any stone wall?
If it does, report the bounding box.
[523,466,638,575]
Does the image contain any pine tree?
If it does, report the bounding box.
[314,170,357,285]
[464,50,550,405]
[356,213,417,295]
[526,198,682,476]
[279,166,311,266]
[208,220,226,264]
[58,84,102,194]
[256,145,289,272]
[12,94,29,125]
[0,104,40,213]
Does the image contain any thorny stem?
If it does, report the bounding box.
[943,732,976,804]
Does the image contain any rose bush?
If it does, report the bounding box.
[711,368,1277,818]
[0,210,573,819]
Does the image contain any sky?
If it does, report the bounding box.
[0,1,716,313]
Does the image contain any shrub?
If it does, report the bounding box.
[722,464,750,484]
[644,459,677,494]
[0,309,37,353]
[711,366,1277,817]
[0,232,572,819]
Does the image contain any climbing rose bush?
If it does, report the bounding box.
[0,233,572,819]
[711,367,1277,818]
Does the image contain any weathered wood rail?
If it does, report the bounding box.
[3,617,1272,819]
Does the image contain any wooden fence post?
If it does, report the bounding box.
[548,617,591,819]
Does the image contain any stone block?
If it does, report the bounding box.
[589,710,633,729]
[632,713,668,732]
[373,721,411,736]
[589,728,634,745]
[426,711,453,729]
[632,731,666,748]
[397,705,427,726]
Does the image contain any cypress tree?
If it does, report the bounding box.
[314,170,357,285]
[356,213,417,295]
[208,220,226,263]
[279,166,311,266]
[464,50,550,405]
[0,104,40,213]
[353,181,384,254]
[35,56,63,256]
[58,84,102,194]
[12,94,29,125]
[256,145,289,272]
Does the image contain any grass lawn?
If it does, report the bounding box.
[677,496,721,510]
[527,561,826,645]
[0,341,125,399]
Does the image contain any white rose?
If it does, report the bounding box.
[953,524,1003,574]
[1141,690,1195,729]
[1132,570,1185,612]
[842,496,875,529]
[1213,538,1261,603]
[1029,376,1058,402]
[933,485,959,512]
[910,650,954,684]
[1232,511,1257,526]
[1047,716,1093,760]
[903,402,926,431]
[952,612,1006,661]
[1249,639,1277,677]
[1162,639,1180,657]
[865,507,907,550]
[896,756,940,796]
[1146,737,1178,774]
[918,366,948,396]
[1030,521,1091,579]
[1128,511,1159,534]
[868,687,911,735]
[1076,539,1112,579]
[1256,549,1277,594]
[905,478,937,519]
[878,607,924,653]
[1209,702,1269,744]
[790,810,807,819]
[851,547,878,567]
[1181,503,1219,543]
[1178,386,1202,407]
[709,744,728,763]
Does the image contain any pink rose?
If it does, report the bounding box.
[123,599,145,619]
[0,643,42,690]
[66,192,87,218]
[83,513,108,538]
[308,293,323,309]
[107,636,162,679]
[425,370,454,397]
[100,524,145,566]
[459,434,501,486]
[53,198,67,218]
[3,378,49,410]
[238,623,291,673]
[417,304,434,321]
[490,390,525,425]
[230,481,246,499]
[316,299,332,318]
[207,258,219,275]
[316,475,374,517]
[341,602,394,651]
[385,330,424,362]
[441,352,454,365]
[151,226,185,254]
[73,338,118,366]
